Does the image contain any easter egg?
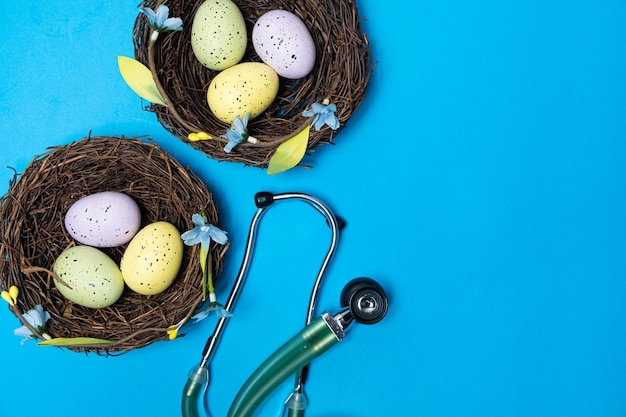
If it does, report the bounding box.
[191,0,247,71]
[207,62,279,123]
[53,246,125,309]
[120,221,183,295]
[64,191,141,247]
[252,10,316,79]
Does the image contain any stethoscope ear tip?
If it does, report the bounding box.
[340,278,389,325]
[254,191,275,208]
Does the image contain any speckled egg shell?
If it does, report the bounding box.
[64,191,141,248]
[207,62,279,123]
[191,0,247,71]
[252,10,316,79]
[53,246,125,309]
[120,221,183,296]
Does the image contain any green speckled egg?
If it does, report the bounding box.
[53,246,124,309]
[207,62,279,123]
[191,0,247,71]
[120,221,183,295]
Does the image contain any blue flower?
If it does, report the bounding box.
[14,305,50,345]
[181,213,228,249]
[302,100,340,131]
[192,301,234,322]
[182,213,228,302]
[221,112,258,153]
[140,5,183,33]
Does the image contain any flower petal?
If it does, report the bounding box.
[325,114,340,130]
[200,231,212,249]
[191,213,207,227]
[216,308,234,318]
[233,116,245,133]
[209,226,228,245]
[313,115,326,131]
[181,228,202,246]
[155,5,169,26]
[164,17,183,31]
[191,310,209,323]
[14,325,32,338]
[140,7,157,24]
[224,137,240,153]
[22,311,38,327]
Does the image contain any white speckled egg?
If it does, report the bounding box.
[191,0,247,71]
[121,221,183,295]
[53,246,125,309]
[252,10,316,79]
[64,191,141,248]
[207,62,279,123]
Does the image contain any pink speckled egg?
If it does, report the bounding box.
[252,10,316,79]
[64,191,141,247]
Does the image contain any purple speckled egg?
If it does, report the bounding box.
[252,10,316,79]
[64,191,141,247]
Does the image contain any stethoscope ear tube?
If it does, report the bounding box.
[226,314,344,417]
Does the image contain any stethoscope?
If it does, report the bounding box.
[182,192,389,417]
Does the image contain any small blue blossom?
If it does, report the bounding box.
[192,302,234,322]
[14,305,50,345]
[181,213,228,249]
[302,99,340,131]
[221,112,258,153]
[141,5,183,34]
[182,213,228,302]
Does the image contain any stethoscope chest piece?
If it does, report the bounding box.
[340,277,389,325]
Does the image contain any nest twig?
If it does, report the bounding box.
[0,136,225,354]
[133,0,372,168]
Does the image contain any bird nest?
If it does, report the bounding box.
[0,136,225,354]
[132,0,371,168]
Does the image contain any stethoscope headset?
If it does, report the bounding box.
[182,192,390,417]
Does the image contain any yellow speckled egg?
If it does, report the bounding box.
[120,221,183,295]
[53,246,124,309]
[191,0,247,71]
[207,62,279,123]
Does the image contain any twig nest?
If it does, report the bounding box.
[133,0,372,168]
[0,136,225,354]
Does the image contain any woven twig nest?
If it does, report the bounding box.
[132,0,371,168]
[0,136,224,354]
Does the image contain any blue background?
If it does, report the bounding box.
[1,1,625,416]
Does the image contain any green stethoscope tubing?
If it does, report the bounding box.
[226,314,342,417]
[182,192,342,417]
[182,367,208,417]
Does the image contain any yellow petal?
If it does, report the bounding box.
[267,125,310,176]
[117,56,167,106]
[1,291,14,306]
[9,286,18,303]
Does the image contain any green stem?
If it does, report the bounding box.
[199,245,216,301]
[207,274,215,295]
